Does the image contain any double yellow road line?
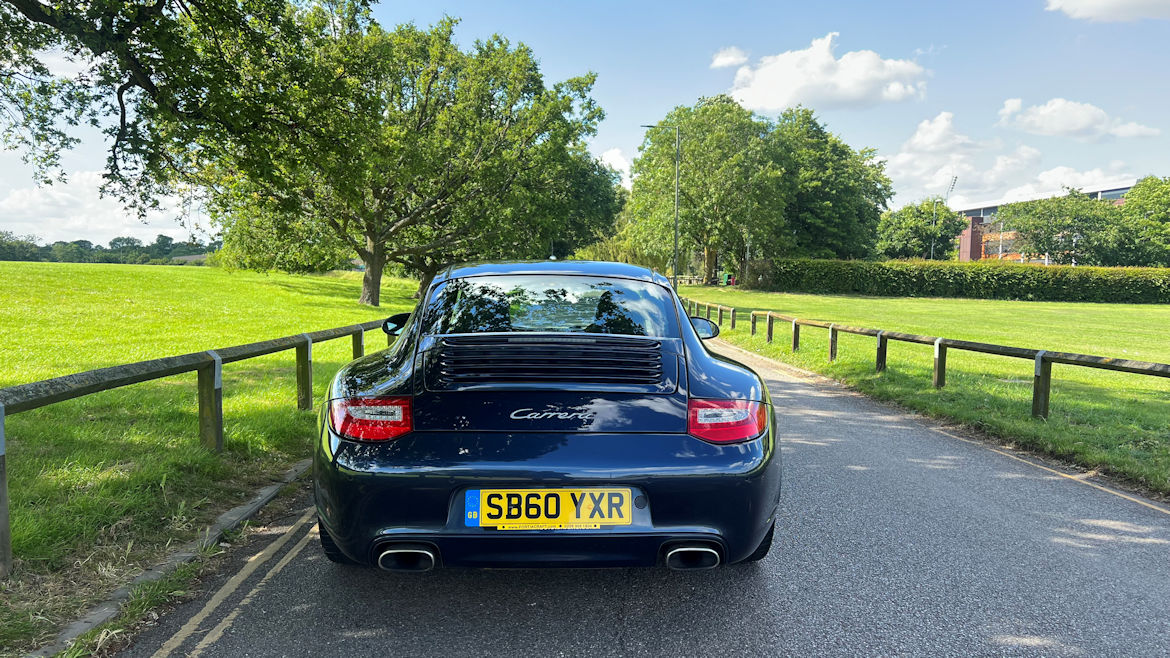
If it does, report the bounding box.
[152,508,318,658]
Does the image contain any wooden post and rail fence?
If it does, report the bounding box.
[680,296,1170,425]
[0,319,388,579]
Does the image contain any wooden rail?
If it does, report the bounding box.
[681,297,1170,424]
[0,319,386,579]
[684,299,739,330]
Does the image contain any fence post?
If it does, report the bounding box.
[717,307,724,326]
[0,403,10,580]
[791,320,801,352]
[352,331,364,359]
[828,324,838,362]
[705,304,712,320]
[751,314,757,336]
[1032,350,1051,419]
[876,331,888,372]
[729,308,736,330]
[296,334,313,411]
[933,338,947,388]
[766,314,775,343]
[198,351,224,452]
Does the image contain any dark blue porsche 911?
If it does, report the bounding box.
[313,261,780,571]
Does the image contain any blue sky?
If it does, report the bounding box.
[2,0,1168,243]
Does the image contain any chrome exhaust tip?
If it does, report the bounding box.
[665,546,721,570]
[376,546,436,572]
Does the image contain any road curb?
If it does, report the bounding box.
[27,458,312,657]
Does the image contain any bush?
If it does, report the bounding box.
[743,259,1170,303]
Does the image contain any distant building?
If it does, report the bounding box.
[953,180,1135,262]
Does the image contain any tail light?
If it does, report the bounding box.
[687,399,768,444]
[330,396,412,441]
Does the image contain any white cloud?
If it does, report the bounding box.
[710,46,748,69]
[902,112,978,153]
[999,166,1137,203]
[913,44,945,57]
[1046,0,1170,21]
[726,32,927,112]
[998,97,1160,139]
[998,98,1022,120]
[0,171,197,244]
[600,148,632,189]
[880,110,1134,209]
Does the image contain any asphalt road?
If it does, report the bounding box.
[120,344,1170,657]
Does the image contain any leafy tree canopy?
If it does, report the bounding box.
[776,107,892,260]
[628,99,891,281]
[876,197,965,260]
[1118,175,1170,266]
[208,10,617,304]
[998,189,1119,265]
[1,0,349,214]
[631,95,793,282]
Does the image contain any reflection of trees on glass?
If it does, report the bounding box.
[423,276,675,336]
[586,290,644,335]
[428,279,514,333]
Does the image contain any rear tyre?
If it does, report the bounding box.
[318,519,357,565]
[738,522,774,564]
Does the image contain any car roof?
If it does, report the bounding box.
[437,261,671,286]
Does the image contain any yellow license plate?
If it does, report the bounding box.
[464,488,633,530]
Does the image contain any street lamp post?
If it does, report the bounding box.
[641,124,680,288]
[930,175,958,260]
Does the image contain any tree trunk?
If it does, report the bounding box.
[703,246,718,284]
[415,268,438,299]
[358,239,385,307]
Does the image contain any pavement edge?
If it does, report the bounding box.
[26,458,312,658]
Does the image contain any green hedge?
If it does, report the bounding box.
[743,259,1170,303]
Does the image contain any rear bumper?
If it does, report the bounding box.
[313,429,780,567]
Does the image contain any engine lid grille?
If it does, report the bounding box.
[426,335,673,392]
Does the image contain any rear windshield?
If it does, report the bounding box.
[422,275,678,337]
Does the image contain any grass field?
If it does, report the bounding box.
[679,286,1170,495]
[0,262,416,654]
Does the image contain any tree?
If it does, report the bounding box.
[776,107,892,260]
[631,95,793,283]
[574,192,677,272]
[0,231,41,261]
[208,11,609,304]
[876,198,966,260]
[1,0,345,213]
[624,100,891,281]
[999,189,1119,265]
[108,236,144,263]
[1117,176,1170,266]
[149,234,175,258]
[49,240,87,262]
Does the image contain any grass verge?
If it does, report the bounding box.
[56,477,313,657]
[679,285,1170,495]
[0,262,416,655]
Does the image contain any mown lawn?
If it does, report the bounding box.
[679,285,1170,495]
[0,262,417,654]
